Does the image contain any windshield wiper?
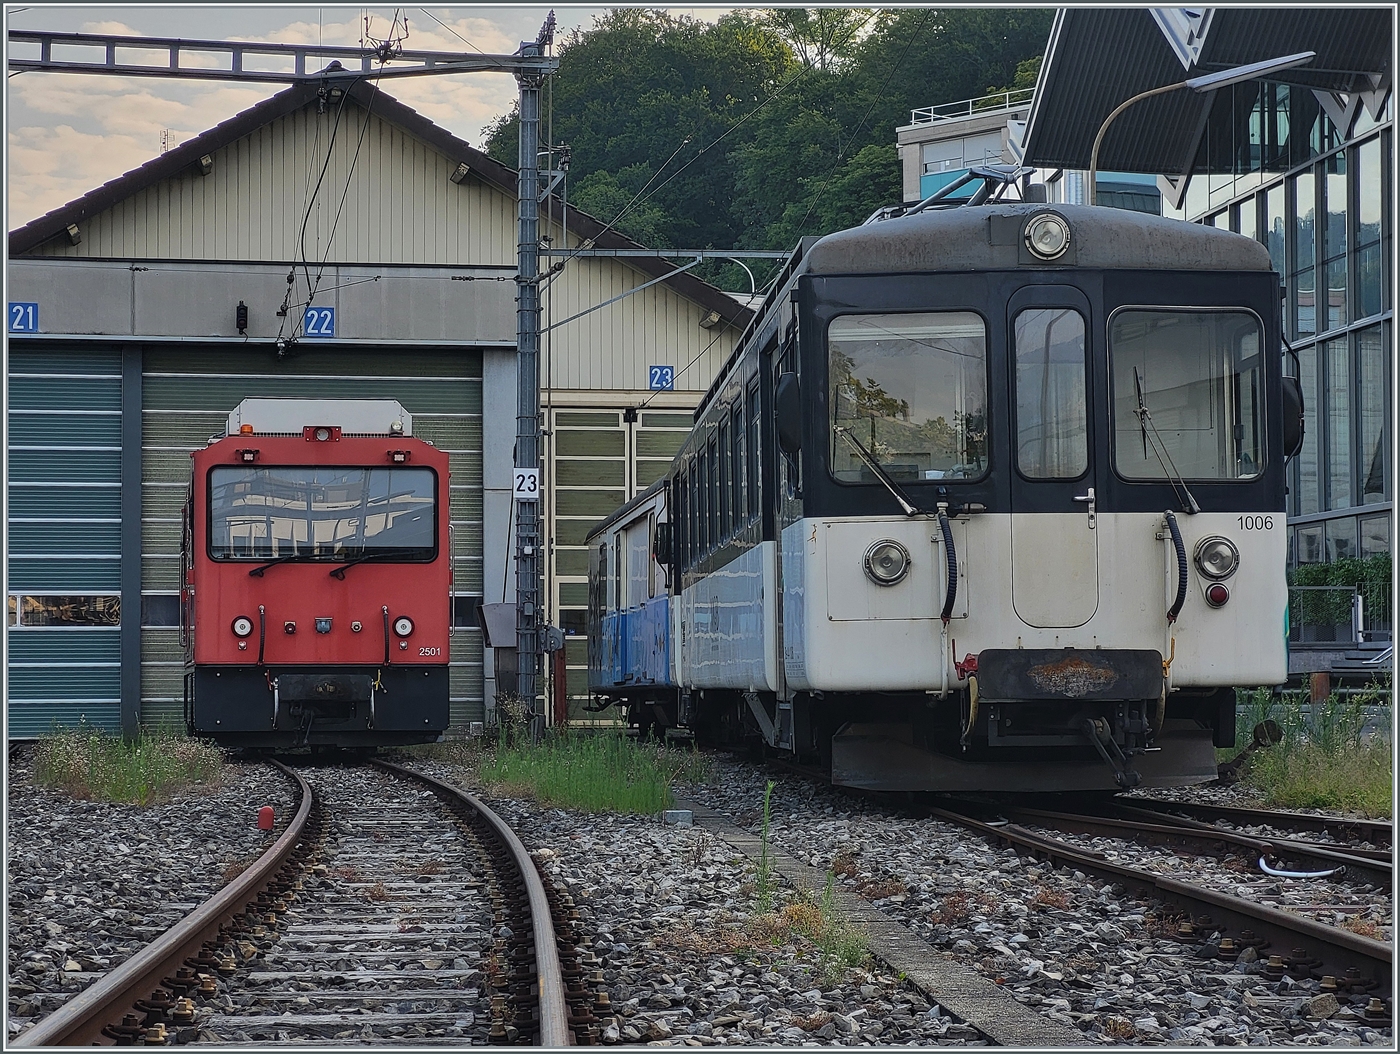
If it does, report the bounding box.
[1133,367,1201,515]
[329,550,432,579]
[248,554,319,577]
[834,425,922,516]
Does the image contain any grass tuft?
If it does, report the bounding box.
[475,730,708,814]
[1229,685,1392,818]
[32,727,223,806]
[750,874,869,982]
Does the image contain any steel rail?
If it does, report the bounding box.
[1108,803,1393,867]
[12,759,314,1048]
[926,806,1392,992]
[1113,797,1394,848]
[371,760,569,1047]
[1000,805,1392,888]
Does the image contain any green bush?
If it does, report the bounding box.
[1289,553,1392,627]
[33,727,223,805]
[476,730,709,814]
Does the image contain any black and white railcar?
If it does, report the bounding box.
[590,181,1303,792]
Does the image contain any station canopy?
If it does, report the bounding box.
[1022,7,1392,177]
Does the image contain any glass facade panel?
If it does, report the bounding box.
[1325,337,1352,509]
[1356,135,1383,319]
[1237,198,1257,241]
[1360,514,1390,557]
[1324,153,1347,258]
[1265,184,1285,272]
[1296,524,1324,563]
[1291,170,1314,273]
[1325,516,1356,562]
[1291,171,1316,338]
[1296,342,1319,515]
[1358,325,1389,504]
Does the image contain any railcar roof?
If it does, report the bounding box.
[804,203,1272,275]
[585,476,666,543]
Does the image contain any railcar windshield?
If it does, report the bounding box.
[208,466,436,560]
[828,311,988,483]
[1110,309,1264,481]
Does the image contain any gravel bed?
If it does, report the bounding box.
[1011,825,1393,943]
[5,746,299,1041]
[405,759,986,1046]
[683,754,1394,1047]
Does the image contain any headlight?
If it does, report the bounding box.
[231,616,254,638]
[864,540,911,586]
[393,616,415,637]
[1194,536,1240,580]
[1024,213,1071,260]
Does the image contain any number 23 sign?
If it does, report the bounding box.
[513,468,540,501]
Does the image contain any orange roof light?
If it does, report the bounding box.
[239,423,254,435]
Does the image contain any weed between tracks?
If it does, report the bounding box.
[1228,686,1393,817]
[475,730,709,814]
[33,727,223,805]
[749,875,870,983]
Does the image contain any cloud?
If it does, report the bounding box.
[8,123,152,221]
[4,6,608,226]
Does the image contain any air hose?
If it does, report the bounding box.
[937,510,957,623]
[1164,510,1187,624]
[382,605,392,665]
[257,604,266,665]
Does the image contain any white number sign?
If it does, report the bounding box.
[513,468,540,501]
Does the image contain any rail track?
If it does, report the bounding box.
[926,802,1392,1021]
[12,759,585,1047]
[1116,797,1393,849]
[988,802,1392,888]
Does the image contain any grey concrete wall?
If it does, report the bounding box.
[480,347,519,716]
[8,259,515,344]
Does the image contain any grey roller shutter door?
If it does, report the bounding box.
[7,345,124,737]
[140,346,485,730]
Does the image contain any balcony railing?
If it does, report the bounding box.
[909,86,1035,126]
[1289,584,1369,646]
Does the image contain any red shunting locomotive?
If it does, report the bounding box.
[184,398,451,749]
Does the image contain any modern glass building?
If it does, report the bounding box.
[1168,82,1391,587]
[1023,7,1392,671]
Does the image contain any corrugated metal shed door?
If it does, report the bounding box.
[7,345,124,737]
[141,346,485,729]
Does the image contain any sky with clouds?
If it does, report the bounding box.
[5,5,732,226]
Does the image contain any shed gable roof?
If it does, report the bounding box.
[9,78,751,329]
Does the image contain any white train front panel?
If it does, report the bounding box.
[770,511,1286,693]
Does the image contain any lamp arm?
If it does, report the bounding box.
[1087,80,1188,205]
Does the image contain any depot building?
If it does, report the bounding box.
[6,79,751,738]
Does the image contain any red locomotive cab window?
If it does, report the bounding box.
[208,465,437,563]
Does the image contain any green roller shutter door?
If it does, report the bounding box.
[141,346,485,730]
[7,345,124,737]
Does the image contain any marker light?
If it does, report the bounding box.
[1194,536,1240,580]
[231,616,254,637]
[239,423,254,435]
[863,540,911,586]
[1024,213,1071,260]
[1205,583,1230,607]
[314,427,331,442]
[393,616,415,637]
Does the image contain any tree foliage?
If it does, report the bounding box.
[483,7,1052,289]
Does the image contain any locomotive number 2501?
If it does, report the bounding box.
[419,646,443,657]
